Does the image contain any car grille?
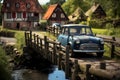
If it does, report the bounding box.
[80,43,99,50]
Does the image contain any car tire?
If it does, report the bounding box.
[96,52,103,58]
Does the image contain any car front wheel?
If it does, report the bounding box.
[96,52,104,58]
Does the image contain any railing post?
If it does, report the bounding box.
[65,45,70,79]
[72,60,80,80]
[44,36,47,59]
[36,35,39,50]
[29,30,32,47]
[58,53,62,70]
[100,62,106,70]
[111,37,116,58]
[52,42,57,64]
[24,31,28,46]
[86,64,91,80]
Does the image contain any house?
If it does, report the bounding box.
[69,7,87,23]
[85,3,106,19]
[43,4,69,25]
[1,0,43,30]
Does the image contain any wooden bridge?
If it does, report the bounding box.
[25,31,120,80]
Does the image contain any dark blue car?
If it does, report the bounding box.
[57,24,104,57]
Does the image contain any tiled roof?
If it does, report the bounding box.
[85,4,100,16]
[1,0,43,13]
[69,7,87,21]
[43,4,58,20]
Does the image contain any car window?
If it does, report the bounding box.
[86,28,92,35]
[69,28,77,35]
[64,28,68,35]
[80,28,85,34]
[68,26,93,35]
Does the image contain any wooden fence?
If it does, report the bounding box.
[97,35,120,58]
[25,31,120,80]
[46,26,61,36]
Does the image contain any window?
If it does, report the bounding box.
[26,3,31,8]
[27,13,32,17]
[61,13,65,18]
[52,13,56,18]
[6,12,12,19]
[6,3,10,7]
[17,12,22,18]
[15,3,20,8]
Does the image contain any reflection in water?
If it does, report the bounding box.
[48,66,66,80]
[12,66,67,80]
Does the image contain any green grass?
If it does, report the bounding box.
[92,28,107,35]
[92,28,120,38]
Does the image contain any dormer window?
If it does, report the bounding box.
[26,3,31,8]
[15,3,20,8]
[6,3,10,7]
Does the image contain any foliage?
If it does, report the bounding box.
[62,0,120,18]
[62,0,89,15]
[39,20,48,31]
[50,0,65,5]
[105,23,120,37]
[0,29,15,37]
[0,46,11,80]
[14,31,25,53]
[89,20,103,28]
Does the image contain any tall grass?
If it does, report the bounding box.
[0,46,11,80]
[14,30,25,53]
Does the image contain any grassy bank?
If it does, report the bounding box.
[92,28,120,38]
[0,46,11,80]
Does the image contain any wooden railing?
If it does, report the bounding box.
[46,26,61,36]
[97,35,120,58]
[25,31,120,80]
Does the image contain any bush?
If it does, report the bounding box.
[36,21,48,31]
[0,46,11,80]
[89,19,104,28]
[0,30,15,37]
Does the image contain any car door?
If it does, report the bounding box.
[57,27,69,46]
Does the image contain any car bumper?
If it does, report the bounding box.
[73,50,105,53]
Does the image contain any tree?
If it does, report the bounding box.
[62,0,89,15]
[50,0,65,5]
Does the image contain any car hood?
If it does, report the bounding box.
[73,35,101,43]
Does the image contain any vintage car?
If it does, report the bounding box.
[57,24,104,57]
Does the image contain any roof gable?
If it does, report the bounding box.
[69,7,87,21]
[85,3,106,18]
[43,4,57,20]
[43,4,68,20]
[1,0,43,13]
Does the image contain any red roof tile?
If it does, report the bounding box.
[43,4,58,20]
[1,0,43,13]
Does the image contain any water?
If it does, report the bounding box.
[48,66,66,80]
[12,66,67,80]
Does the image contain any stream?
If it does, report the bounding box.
[11,66,67,80]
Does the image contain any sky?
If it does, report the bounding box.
[38,0,50,5]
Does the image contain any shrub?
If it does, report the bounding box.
[0,46,11,80]
[37,21,48,31]
[0,30,15,37]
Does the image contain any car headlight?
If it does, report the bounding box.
[100,39,104,44]
[75,39,80,44]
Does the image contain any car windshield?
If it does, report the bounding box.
[69,26,93,35]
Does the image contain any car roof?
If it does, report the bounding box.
[62,24,89,27]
